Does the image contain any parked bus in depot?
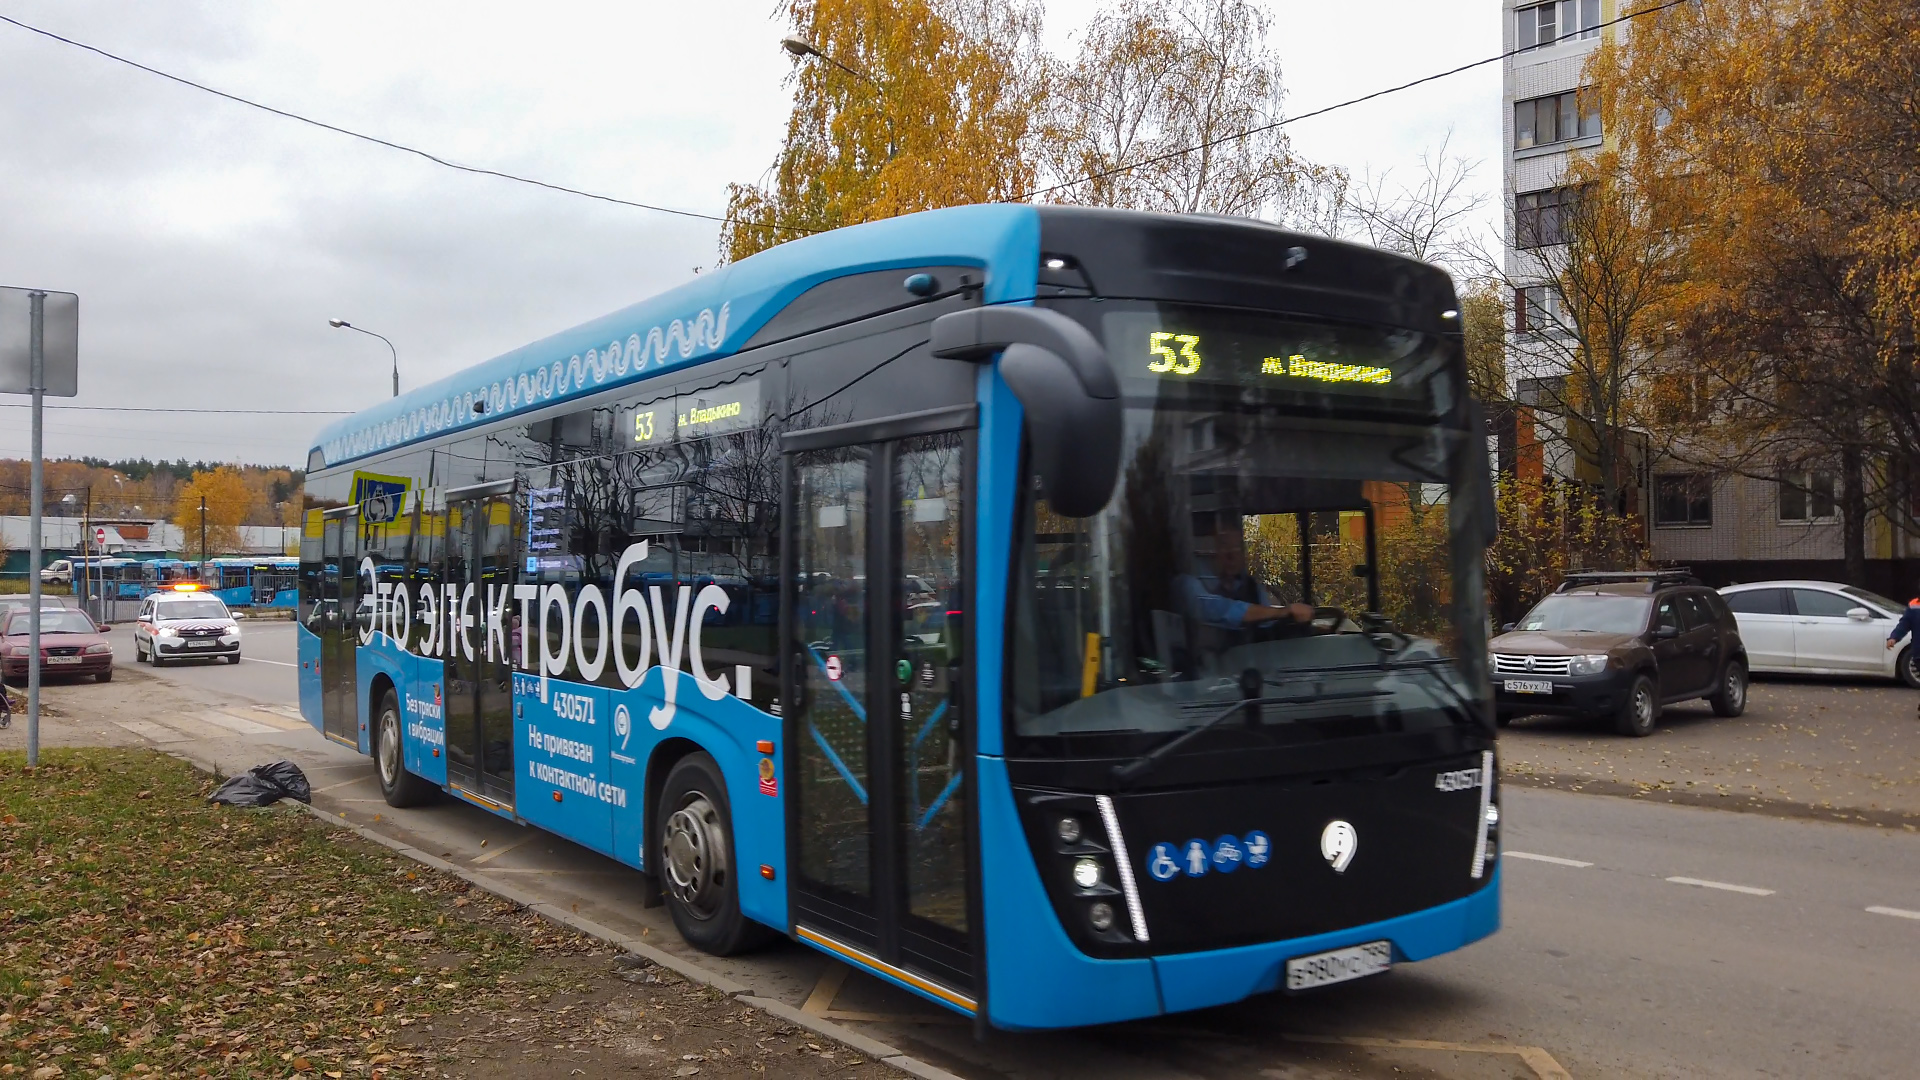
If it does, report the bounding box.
[96,558,146,600]
[203,556,299,609]
[298,205,1501,1030]
[140,559,199,597]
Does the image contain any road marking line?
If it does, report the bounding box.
[799,961,971,1026]
[1505,851,1594,868]
[1666,876,1774,896]
[240,657,297,667]
[1867,905,1920,920]
[802,962,850,1017]
[1281,1034,1573,1080]
[195,710,279,736]
[469,831,542,865]
[112,719,193,744]
[312,776,376,794]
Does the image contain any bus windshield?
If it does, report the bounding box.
[1010,303,1490,750]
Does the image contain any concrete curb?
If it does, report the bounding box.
[1503,767,1920,830]
[175,749,966,1080]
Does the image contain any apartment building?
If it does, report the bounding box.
[1498,0,1918,592]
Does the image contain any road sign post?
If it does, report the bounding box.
[2,285,80,768]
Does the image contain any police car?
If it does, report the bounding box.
[133,584,243,666]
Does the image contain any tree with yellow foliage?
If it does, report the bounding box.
[1588,0,1920,581]
[721,0,1050,262]
[173,467,257,559]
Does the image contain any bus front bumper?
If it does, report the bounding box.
[1150,864,1502,1016]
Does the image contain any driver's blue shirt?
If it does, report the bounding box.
[1175,572,1275,630]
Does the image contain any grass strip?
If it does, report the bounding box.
[0,747,584,1078]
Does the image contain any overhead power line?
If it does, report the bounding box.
[2,0,1690,231]
[1020,0,1693,201]
[0,404,349,414]
[0,12,807,234]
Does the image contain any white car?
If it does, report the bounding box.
[1719,580,1918,687]
[133,588,243,666]
[39,559,73,586]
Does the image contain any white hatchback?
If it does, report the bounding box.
[1719,580,1917,687]
[134,589,243,666]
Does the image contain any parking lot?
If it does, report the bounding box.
[1502,676,1920,827]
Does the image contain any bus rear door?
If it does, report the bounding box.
[784,420,976,1008]
[319,508,358,746]
[441,483,518,810]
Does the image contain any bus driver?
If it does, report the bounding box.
[1175,523,1315,631]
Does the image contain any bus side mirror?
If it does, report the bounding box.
[931,307,1121,518]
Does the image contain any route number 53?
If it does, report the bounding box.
[1148,332,1202,376]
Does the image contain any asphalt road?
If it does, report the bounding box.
[84,644,1920,1077]
[104,617,297,705]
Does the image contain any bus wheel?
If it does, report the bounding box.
[659,753,774,956]
[376,690,436,808]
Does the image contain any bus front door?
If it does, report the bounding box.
[442,490,517,810]
[787,428,975,1004]
[319,510,358,746]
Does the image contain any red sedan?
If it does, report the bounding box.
[1,607,115,683]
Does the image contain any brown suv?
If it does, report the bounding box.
[1491,570,1748,736]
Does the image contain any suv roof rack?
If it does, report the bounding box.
[1555,568,1700,593]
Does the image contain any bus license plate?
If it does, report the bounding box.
[46,655,82,665]
[1504,678,1553,694]
[1286,940,1392,991]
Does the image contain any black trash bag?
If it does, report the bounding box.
[208,760,313,807]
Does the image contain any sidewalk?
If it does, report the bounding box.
[1500,676,1920,828]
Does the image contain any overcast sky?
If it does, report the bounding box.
[0,0,1500,467]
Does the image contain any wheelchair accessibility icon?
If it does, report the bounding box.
[1147,842,1182,882]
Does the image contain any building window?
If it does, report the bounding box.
[1515,375,1565,409]
[1517,0,1601,50]
[1654,474,1713,527]
[1516,187,1582,248]
[1514,285,1557,334]
[1514,91,1602,150]
[1779,470,1836,522]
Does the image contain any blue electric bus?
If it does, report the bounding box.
[140,559,199,597]
[203,556,299,609]
[298,204,1501,1029]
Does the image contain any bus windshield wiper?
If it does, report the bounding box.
[1110,694,1299,787]
[1111,669,1389,787]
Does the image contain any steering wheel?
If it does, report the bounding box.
[1310,606,1348,632]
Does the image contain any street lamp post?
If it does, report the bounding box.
[780,37,896,159]
[328,319,400,397]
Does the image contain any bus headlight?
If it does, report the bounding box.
[1056,817,1083,844]
[1072,857,1103,890]
[1568,654,1609,675]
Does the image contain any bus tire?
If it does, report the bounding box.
[375,690,436,808]
[658,752,775,956]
